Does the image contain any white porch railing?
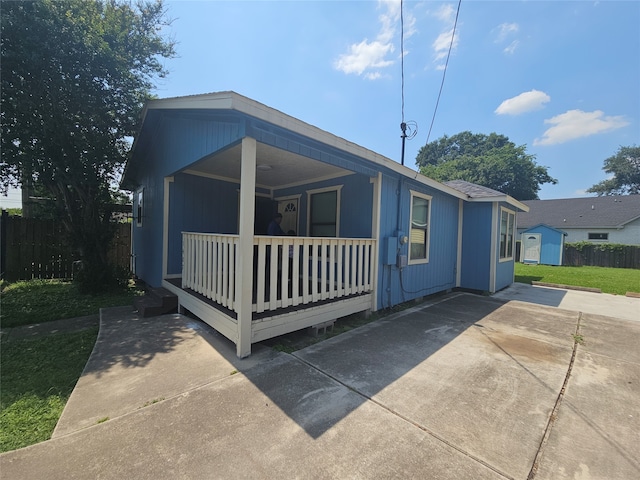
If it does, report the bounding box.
[182,233,376,314]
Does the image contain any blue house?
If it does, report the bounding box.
[121,92,528,357]
[520,224,566,266]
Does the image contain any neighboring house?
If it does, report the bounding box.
[520,224,567,266]
[518,196,640,245]
[121,91,528,357]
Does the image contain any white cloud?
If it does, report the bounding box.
[493,22,520,55]
[334,40,394,75]
[334,0,415,79]
[495,90,551,115]
[429,5,460,65]
[503,40,520,55]
[494,23,519,43]
[434,4,455,23]
[433,28,459,61]
[534,109,629,146]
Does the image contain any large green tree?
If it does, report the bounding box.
[1,0,175,291]
[587,146,640,196]
[415,132,557,200]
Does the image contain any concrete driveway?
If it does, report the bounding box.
[2,292,639,479]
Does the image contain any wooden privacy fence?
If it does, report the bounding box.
[563,244,640,269]
[0,212,132,282]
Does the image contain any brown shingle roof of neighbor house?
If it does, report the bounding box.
[518,195,640,229]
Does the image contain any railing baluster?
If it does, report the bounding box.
[292,239,301,306]
[269,238,279,310]
[182,233,375,315]
[328,240,336,299]
[337,241,344,298]
[221,237,229,307]
[256,238,267,313]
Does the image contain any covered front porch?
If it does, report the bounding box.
[160,136,381,357]
[162,233,375,356]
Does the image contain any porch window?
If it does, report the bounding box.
[409,191,431,263]
[499,207,515,260]
[307,186,341,237]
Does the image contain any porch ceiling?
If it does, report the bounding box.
[186,142,352,190]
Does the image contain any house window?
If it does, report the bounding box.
[499,207,515,260]
[136,188,144,227]
[588,232,608,241]
[307,186,341,237]
[409,191,431,263]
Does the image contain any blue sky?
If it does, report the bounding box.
[2,0,638,209]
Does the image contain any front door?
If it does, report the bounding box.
[523,234,541,264]
[255,197,277,235]
[278,198,299,235]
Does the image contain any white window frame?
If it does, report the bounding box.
[408,190,432,265]
[306,185,342,237]
[136,188,144,227]
[499,207,515,262]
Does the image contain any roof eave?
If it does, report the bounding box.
[468,195,529,212]
[131,91,470,200]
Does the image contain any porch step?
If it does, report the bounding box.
[134,287,178,318]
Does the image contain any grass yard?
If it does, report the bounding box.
[515,263,640,296]
[0,327,99,452]
[0,278,143,452]
[0,279,143,328]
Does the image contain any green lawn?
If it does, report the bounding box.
[0,278,143,452]
[0,328,99,452]
[514,263,640,296]
[0,279,143,328]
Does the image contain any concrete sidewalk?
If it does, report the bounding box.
[2,293,639,479]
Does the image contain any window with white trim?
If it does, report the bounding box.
[307,186,341,237]
[409,191,431,263]
[136,188,144,227]
[499,207,515,260]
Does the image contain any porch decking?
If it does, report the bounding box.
[162,233,377,350]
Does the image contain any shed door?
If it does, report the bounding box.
[523,234,541,264]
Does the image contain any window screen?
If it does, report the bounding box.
[309,190,337,237]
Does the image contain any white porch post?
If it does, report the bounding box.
[456,198,463,287]
[236,137,256,358]
[162,177,174,279]
[370,173,381,312]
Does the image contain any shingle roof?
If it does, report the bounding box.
[443,180,505,198]
[518,195,640,228]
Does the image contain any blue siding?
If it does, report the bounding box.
[129,106,510,299]
[495,256,515,292]
[522,224,565,266]
[131,114,245,287]
[376,173,460,309]
[459,203,492,292]
[167,174,241,275]
[274,174,373,237]
[132,170,163,286]
[248,120,379,178]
